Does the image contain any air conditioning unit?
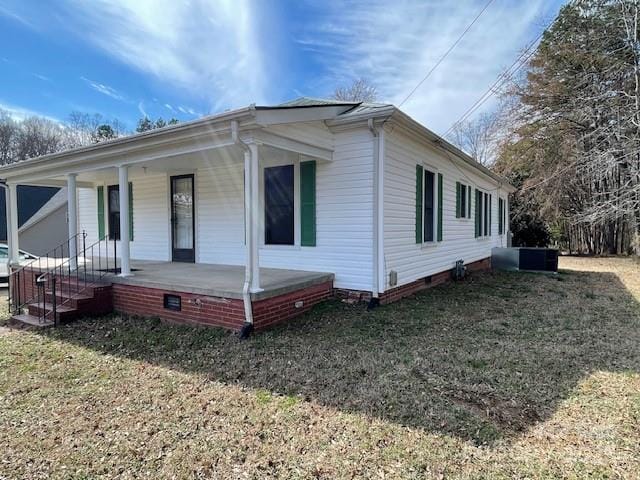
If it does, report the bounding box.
[492,247,558,273]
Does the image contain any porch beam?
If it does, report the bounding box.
[6,182,19,265]
[118,165,132,277]
[67,174,78,269]
[19,179,94,189]
[249,130,333,162]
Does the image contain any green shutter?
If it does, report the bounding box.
[498,198,503,235]
[437,173,443,242]
[97,186,105,239]
[415,165,423,243]
[474,189,480,238]
[128,182,134,241]
[489,194,492,236]
[467,186,472,218]
[455,182,461,218]
[300,160,316,246]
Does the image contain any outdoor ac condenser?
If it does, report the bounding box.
[491,247,558,273]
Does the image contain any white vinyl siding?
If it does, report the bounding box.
[383,126,508,291]
[77,173,170,261]
[196,126,374,291]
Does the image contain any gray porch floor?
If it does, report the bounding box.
[106,260,334,301]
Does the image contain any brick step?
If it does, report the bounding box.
[27,302,78,323]
[51,279,111,295]
[10,313,54,328]
[44,290,93,309]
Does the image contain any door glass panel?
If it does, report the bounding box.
[172,177,194,250]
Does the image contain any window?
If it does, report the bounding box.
[423,170,435,242]
[264,165,295,245]
[108,185,121,241]
[416,165,443,244]
[498,197,506,235]
[475,189,492,238]
[456,181,471,218]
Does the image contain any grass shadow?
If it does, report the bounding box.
[35,266,640,445]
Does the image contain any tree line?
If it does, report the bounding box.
[0,110,179,166]
[455,0,640,256]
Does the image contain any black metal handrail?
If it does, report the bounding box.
[9,232,119,325]
[8,231,84,316]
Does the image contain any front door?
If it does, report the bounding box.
[170,174,195,262]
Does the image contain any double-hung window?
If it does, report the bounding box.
[474,188,492,238]
[264,165,295,245]
[415,165,443,244]
[262,161,317,248]
[455,181,472,218]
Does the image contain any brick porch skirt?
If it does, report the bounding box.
[112,280,334,331]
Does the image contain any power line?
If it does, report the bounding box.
[441,17,559,138]
[398,0,496,107]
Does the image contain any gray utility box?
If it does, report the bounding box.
[492,247,558,273]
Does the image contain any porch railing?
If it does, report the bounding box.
[8,232,119,325]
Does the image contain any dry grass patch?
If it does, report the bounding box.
[0,256,639,478]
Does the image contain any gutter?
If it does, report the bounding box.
[231,120,254,334]
[367,119,385,305]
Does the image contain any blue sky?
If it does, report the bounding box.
[0,0,566,133]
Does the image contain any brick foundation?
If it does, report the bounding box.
[12,258,491,332]
[113,280,334,331]
[378,257,491,305]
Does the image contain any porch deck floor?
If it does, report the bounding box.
[106,260,335,301]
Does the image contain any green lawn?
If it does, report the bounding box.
[1,257,639,479]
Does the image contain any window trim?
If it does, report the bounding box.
[420,163,440,247]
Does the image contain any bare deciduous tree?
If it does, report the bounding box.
[447,110,504,166]
[332,78,378,103]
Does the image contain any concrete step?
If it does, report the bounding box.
[10,313,54,328]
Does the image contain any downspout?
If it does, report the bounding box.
[231,120,254,332]
[368,119,384,308]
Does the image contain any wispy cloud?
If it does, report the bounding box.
[58,0,268,112]
[0,101,60,122]
[32,73,52,82]
[80,76,126,101]
[294,0,560,132]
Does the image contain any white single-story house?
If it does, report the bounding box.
[3,98,514,332]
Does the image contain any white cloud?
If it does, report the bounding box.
[0,101,60,123]
[80,76,126,101]
[61,0,268,112]
[295,0,562,133]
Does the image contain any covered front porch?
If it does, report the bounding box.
[3,107,338,329]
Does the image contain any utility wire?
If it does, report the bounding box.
[441,16,559,138]
[398,0,496,107]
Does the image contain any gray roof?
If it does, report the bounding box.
[275,97,360,108]
[19,188,67,233]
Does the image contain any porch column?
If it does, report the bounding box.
[245,143,261,292]
[118,164,131,276]
[6,182,19,266]
[67,173,78,269]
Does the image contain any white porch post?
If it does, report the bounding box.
[245,143,261,292]
[7,182,19,266]
[67,173,78,269]
[118,165,131,276]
